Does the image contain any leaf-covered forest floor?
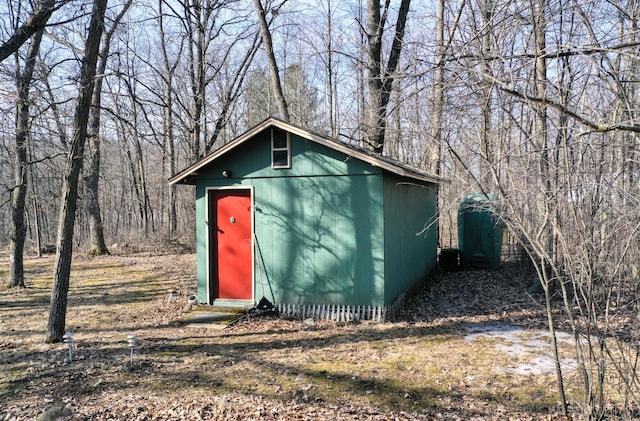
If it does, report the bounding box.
[0,250,580,420]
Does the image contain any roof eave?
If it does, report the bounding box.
[168,118,278,185]
[168,117,448,185]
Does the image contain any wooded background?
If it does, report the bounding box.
[1,0,637,253]
[1,0,640,416]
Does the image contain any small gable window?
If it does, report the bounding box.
[271,128,290,169]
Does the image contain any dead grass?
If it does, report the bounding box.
[0,252,578,420]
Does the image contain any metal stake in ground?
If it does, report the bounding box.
[62,332,74,362]
[127,334,139,364]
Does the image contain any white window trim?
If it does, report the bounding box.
[271,129,291,169]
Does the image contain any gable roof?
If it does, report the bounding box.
[168,117,447,185]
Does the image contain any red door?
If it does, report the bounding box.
[209,190,252,301]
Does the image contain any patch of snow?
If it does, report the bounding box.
[461,322,578,375]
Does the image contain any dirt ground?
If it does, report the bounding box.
[0,250,578,420]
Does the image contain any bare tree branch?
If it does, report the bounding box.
[498,84,640,133]
[0,0,66,63]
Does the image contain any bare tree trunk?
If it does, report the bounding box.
[252,0,289,122]
[182,0,203,159]
[133,126,152,235]
[0,0,56,63]
[531,0,568,415]
[158,0,178,237]
[357,0,366,145]
[84,0,132,256]
[8,27,45,288]
[326,0,335,137]
[365,0,411,154]
[426,0,445,175]
[366,0,384,152]
[480,0,494,186]
[43,74,68,148]
[84,111,109,255]
[31,196,42,258]
[46,0,107,344]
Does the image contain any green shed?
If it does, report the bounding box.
[458,193,504,269]
[169,118,444,320]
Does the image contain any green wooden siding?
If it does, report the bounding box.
[253,174,384,306]
[206,131,379,180]
[383,175,438,304]
[192,129,438,307]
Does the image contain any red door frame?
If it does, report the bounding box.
[206,187,254,304]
